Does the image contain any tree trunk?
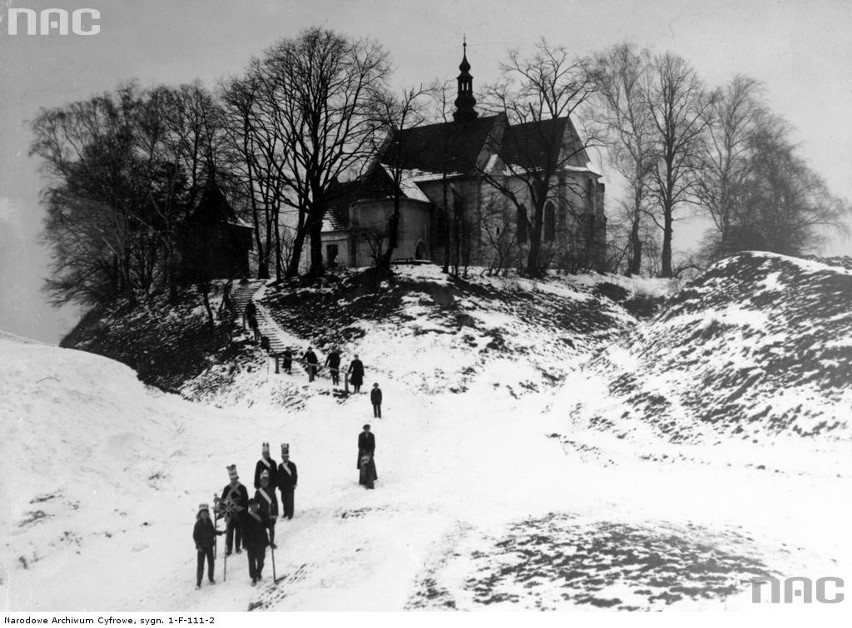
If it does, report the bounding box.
[525,200,544,276]
[286,210,308,278]
[199,281,215,328]
[381,193,401,269]
[442,175,450,274]
[274,213,283,281]
[308,216,325,278]
[661,205,673,278]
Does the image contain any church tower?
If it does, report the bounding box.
[453,38,478,123]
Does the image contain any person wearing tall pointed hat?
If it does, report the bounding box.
[192,503,224,589]
[254,469,279,550]
[254,442,279,490]
[277,443,299,520]
[242,499,269,586]
[218,464,249,556]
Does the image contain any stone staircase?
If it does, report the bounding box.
[233,280,341,390]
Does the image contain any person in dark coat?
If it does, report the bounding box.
[303,347,319,382]
[278,443,298,520]
[348,354,365,393]
[282,348,293,375]
[218,465,249,556]
[357,424,377,488]
[193,503,224,589]
[248,312,260,342]
[254,442,278,490]
[243,300,257,330]
[370,383,383,418]
[242,499,269,585]
[254,470,279,550]
[324,348,342,386]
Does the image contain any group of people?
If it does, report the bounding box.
[193,443,298,589]
[193,426,378,589]
[272,345,384,417]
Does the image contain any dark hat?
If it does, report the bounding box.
[363,424,371,430]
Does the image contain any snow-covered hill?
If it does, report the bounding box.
[561,252,852,448]
[3,251,852,612]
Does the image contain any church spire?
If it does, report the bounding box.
[453,37,478,123]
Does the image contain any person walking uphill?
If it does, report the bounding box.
[193,503,224,589]
[218,465,249,556]
[325,348,342,386]
[242,499,269,586]
[370,383,383,418]
[348,354,364,393]
[303,347,319,382]
[278,443,298,520]
[243,300,257,331]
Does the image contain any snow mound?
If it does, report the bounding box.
[562,252,852,444]
[256,264,637,399]
[0,334,221,609]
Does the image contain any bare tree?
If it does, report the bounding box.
[694,75,765,258]
[246,27,390,278]
[731,114,850,255]
[644,52,716,277]
[479,39,601,276]
[220,68,288,280]
[371,85,429,268]
[32,83,193,306]
[591,44,656,276]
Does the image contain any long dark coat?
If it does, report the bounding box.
[241,511,269,550]
[254,456,279,489]
[370,387,382,404]
[325,351,341,369]
[254,485,279,519]
[348,359,365,387]
[278,461,298,490]
[357,431,377,478]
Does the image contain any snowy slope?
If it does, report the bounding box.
[560,252,852,447]
[254,264,638,399]
[4,251,851,613]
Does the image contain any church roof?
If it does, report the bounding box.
[324,168,397,230]
[380,115,500,175]
[501,117,569,171]
[187,179,238,226]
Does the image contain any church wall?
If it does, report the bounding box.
[348,199,432,267]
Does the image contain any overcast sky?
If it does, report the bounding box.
[2,0,851,344]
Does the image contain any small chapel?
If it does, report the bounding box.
[316,42,607,272]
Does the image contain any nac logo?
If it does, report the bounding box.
[4,7,101,36]
[751,576,844,604]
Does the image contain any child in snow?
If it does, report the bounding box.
[370,383,383,418]
[193,503,223,589]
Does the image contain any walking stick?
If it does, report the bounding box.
[223,531,228,583]
[212,494,219,560]
[270,537,277,583]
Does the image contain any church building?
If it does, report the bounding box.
[317,43,607,272]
